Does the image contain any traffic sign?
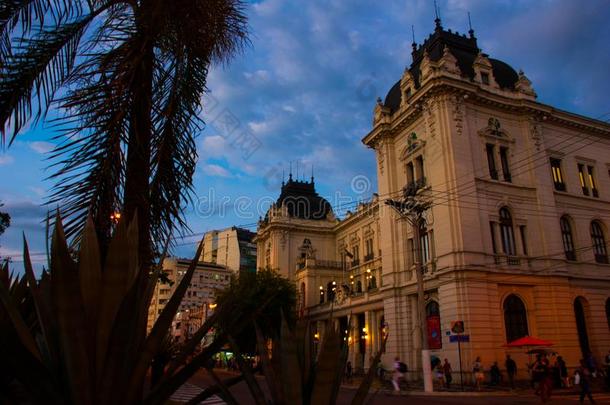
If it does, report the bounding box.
[449,334,470,343]
[451,320,465,334]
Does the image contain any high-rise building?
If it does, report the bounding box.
[146,257,232,337]
[199,226,257,274]
[255,18,610,377]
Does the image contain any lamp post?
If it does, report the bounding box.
[386,184,433,392]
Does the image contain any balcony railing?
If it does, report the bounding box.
[351,259,360,267]
[296,258,343,271]
[493,255,521,266]
[364,253,374,262]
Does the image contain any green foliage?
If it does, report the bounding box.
[227,313,388,405]
[0,0,249,263]
[0,216,258,404]
[0,201,9,236]
[215,269,297,353]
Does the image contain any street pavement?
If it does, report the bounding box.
[178,369,609,404]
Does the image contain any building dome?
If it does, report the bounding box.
[384,22,520,113]
[273,176,333,220]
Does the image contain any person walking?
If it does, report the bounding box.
[490,361,502,386]
[532,354,552,402]
[505,354,517,389]
[577,359,596,403]
[392,356,406,393]
[345,360,353,383]
[557,356,569,388]
[443,358,453,389]
[473,356,484,391]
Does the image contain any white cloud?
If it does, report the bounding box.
[0,154,14,166]
[202,164,233,178]
[29,141,55,154]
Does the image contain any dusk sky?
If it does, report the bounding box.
[1,0,609,268]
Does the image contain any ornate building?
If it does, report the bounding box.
[255,19,610,377]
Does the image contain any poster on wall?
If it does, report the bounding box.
[427,315,442,349]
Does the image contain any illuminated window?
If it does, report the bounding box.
[587,166,599,197]
[550,158,566,191]
[578,164,589,196]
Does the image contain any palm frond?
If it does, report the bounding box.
[0,14,92,143]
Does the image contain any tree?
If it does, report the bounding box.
[0,201,9,237]
[0,0,249,269]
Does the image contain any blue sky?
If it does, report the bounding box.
[1,0,610,267]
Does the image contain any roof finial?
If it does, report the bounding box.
[289,161,293,181]
[311,163,314,184]
[434,0,442,30]
[411,25,417,51]
[282,167,285,186]
[296,160,299,181]
[468,11,475,38]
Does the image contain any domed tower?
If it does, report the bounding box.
[255,172,338,280]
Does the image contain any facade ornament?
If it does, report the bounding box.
[528,116,544,151]
[516,70,537,99]
[375,138,386,175]
[451,95,465,136]
[280,230,288,250]
[422,99,437,138]
[439,46,460,75]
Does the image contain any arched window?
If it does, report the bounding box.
[591,221,608,264]
[503,294,529,343]
[560,216,576,261]
[370,275,377,289]
[606,298,610,330]
[356,280,362,293]
[426,301,442,349]
[499,207,516,256]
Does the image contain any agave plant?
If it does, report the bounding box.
[201,313,388,405]
[0,216,273,404]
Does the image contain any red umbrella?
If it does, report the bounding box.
[505,336,554,347]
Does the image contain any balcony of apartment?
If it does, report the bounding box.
[404,177,428,197]
[363,253,375,263]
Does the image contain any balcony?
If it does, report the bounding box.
[351,259,360,267]
[493,255,521,266]
[364,253,374,262]
[404,177,427,197]
[296,258,343,272]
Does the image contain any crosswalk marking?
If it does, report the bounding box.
[170,382,226,404]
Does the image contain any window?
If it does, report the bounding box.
[500,147,511,182]
[426,301,442,349]
[499,208,516,256]
[519,226,528,256]
[578,164,589,196]
[587,166,599,197]
[560,216,576,261]
[406,162,414,184]
[490,222,498,254]
[356,280,362,293]
[352,245,360,266]
[606,298,610,330]
[365,239,374,261]
[550,158,566,191]
[419,221,432,267]
[503,294,529,343]
[416,156,425,184]
[486,144,498,180]
[481,72,490,85]
[591,221,608,264]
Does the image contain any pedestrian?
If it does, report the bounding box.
[435,363,445,389]
[490,361,502,386]
[473,356,484,391]
[532,354,552,402]
[443,358,453,389]
[392,356,406,393]
[577,359,596,403]
[345,360,353,383]
[557,356,569,388]
[551,355,562,389]
[505,354,517,389]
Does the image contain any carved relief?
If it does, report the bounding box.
[528,116,543,151]
[280,230,288,250]
[422,99,437,138]
[451,95,464,136]
[375,138,386,175]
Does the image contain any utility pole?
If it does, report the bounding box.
[386,181,433,392]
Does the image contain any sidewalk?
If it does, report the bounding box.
[341,375,609,397]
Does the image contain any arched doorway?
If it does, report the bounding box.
[426,301,442,349]
[573,297,590,356]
